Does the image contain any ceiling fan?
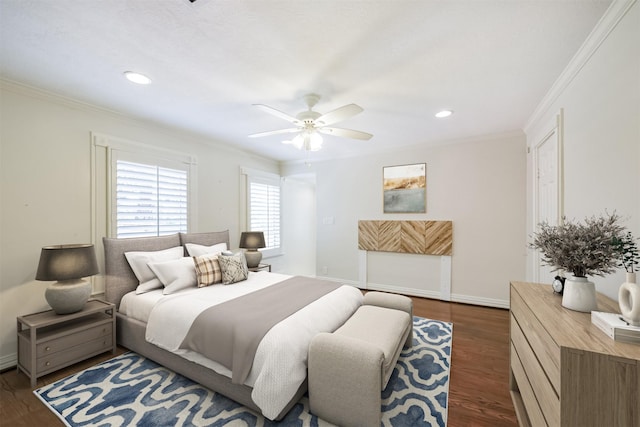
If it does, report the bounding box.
[249,93,373,151]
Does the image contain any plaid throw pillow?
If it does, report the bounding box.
[192,254,222,287]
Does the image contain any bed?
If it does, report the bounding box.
[102,231,362,420]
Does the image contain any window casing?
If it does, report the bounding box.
[91,133,195,241]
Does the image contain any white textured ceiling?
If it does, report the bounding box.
[0,0,611,162]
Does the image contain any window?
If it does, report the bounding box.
[115,160,188,238]
[244,168,281,256]
[91,133,195,294]
[249,180,281,250]
[91,132,195,240]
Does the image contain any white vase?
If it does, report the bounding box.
[562,276,597,312]
[619,272,640,326]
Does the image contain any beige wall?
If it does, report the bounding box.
[0,81,279,368]
[525,1,640,299]
[284,132,528,308]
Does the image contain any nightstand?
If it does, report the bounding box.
[249,263,271,272]
[17,299,116,387]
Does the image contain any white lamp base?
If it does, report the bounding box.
[45,279,92,314]
[244,250,263,268]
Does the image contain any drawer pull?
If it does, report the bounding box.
[45,346,51,352]
[45,361,50,366]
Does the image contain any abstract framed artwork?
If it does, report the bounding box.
[383,163,426,213]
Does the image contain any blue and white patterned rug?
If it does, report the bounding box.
[35,316,452,427]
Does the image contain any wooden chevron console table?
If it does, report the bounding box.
[357,220,453,300]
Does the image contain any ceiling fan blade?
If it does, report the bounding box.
[315,104,363,126]
[253,104,301,125]
[248,128,300,138]
[318,127,373,140]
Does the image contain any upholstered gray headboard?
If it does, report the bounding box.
[103,230,230,308]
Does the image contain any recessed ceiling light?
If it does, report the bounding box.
[124,71,152,85]
[435,110,453,118]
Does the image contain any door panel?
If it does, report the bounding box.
[533,111,563,284]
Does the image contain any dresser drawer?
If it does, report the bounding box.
[36,321,112,357]
[37,335,113,374]
[511,315,560,426]
[511,343,547,427]
[511,289,560,393]
[510,282,640,427]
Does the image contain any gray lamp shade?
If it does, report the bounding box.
[239,232,266,250]
[36,244,99,281]
[36,244,99,315]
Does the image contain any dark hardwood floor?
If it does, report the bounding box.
[0,296,517,426]
[413,297,517,426]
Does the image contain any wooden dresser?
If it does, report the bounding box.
[510,281,640,427]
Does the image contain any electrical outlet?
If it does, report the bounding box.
[321,266,328,275]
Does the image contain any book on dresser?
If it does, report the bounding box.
[591,311,640,344]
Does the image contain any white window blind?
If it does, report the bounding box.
[242,167,281,257]
[116,160,188,238]
[249,180,281,250]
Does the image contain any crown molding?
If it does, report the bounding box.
[0,78,278,165]
[1,78,127,117]
[280,129,525,167]
[524,0,637,133]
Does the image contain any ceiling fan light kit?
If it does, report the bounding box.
[249,93,372,152]
[288,131,323,151]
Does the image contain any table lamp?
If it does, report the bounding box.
[36,244,99,314]
[239,231,266,268]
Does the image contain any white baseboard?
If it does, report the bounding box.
[318,276,510,309]
[316,275,360,287]
[0,352,17,371]
[449,293,510,309]
[366,282,442,300]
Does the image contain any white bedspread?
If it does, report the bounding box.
[140,272,363,419]
[119,288,164,322]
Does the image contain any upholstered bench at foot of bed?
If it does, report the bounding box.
[308,292,413,427]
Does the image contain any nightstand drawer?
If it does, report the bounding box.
[36,321,112,357]
[17,299,116,387]
[37,334,113,374]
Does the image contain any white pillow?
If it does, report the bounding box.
[125,246,184,294]
[185,242,227,257]
[148,257,197,295]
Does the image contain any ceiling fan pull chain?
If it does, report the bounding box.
[305,148,312,168]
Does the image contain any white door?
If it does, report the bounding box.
[533,112,563,284]
[281,174,317,276]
